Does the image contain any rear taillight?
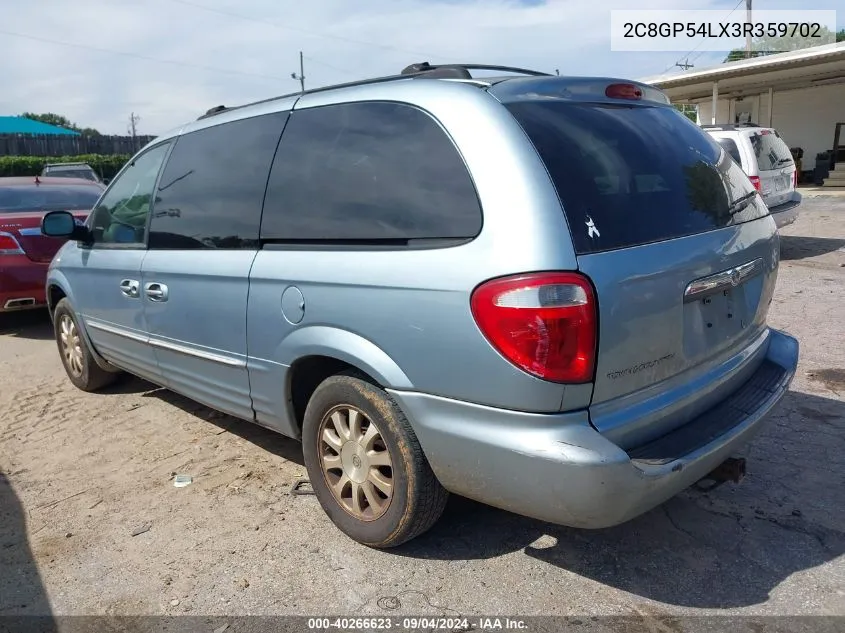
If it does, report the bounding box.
[792,170,798,188]
[605,83,642,100]
[749,176,762,192]
[470,272,597,383]
[0,232,24,255]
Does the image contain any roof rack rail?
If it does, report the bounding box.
[197,105,229,120]
[401,62,551,78]
[196,62,549,125]
[702,122,762,129]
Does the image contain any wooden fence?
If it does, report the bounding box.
[0,134,157,157]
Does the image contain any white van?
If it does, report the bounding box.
[703,124,801,228]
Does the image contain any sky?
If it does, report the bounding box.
[0,0,841,135]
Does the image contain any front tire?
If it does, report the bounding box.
[302,373,448,548]
[53,298,119,392]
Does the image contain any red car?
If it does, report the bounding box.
[0,176,104,312]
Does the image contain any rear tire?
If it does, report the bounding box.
[302,373,448,548]
[53,298,119,392]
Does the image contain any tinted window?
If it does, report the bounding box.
[88,143,170,245]
[716,138,742,164]
[749,130,793,171]
[149,112,288,249]
[506,102,766,254]
[49,170,97,181]
[0,184,102,212]
[261,102,481,242]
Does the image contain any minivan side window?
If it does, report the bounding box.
[261,101,481,242]
[148,112,288,249]
[87,143,170,246]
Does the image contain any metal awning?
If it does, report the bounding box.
[641,42,845,102]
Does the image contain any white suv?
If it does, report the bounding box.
[703,124,801,228]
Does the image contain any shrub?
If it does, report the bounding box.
[0,154,131,179]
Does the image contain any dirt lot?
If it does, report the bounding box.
[1,197,844,618]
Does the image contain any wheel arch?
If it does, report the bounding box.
[46,272,118,374]
[280,326,413,433]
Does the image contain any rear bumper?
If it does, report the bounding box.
[769,192,801,229]
[390,328,798,529]
[0,256,48,311]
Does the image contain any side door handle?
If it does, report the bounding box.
[144,282,169,302]
[119,279,140,298]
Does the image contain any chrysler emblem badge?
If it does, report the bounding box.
[730,269,741,286]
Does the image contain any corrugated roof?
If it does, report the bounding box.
[0,116,81,136]
[641,42,845,88]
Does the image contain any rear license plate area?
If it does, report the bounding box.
[683,287,751,357]
[700,289,745,336]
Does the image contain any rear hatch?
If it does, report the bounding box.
[503,94,779,448]
[745,128,796,209]
[0,183,100,262]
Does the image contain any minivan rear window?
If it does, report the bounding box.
[749,130,793,172]
[505,102,767,254]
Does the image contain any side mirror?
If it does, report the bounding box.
[41,211,91,242]
[41,211,76,237]
[102,178,110,185]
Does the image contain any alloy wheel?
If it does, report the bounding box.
[318,405,394,521]
[59,315,84,377]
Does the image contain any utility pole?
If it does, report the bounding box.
[676,58,695,70]
[128,112,140,151]
[745,0,753,58]
[291,51,305,93]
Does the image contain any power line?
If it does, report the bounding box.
[0,28,286,81]
[170,0,442,60]
[661,0,744,73]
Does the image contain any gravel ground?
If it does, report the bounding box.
[1,197,843,619]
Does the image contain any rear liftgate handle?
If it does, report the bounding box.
[144,282,169,302]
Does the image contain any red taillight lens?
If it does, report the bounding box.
[470,272,597,383]
[792,170,798,188]
[0,232,24,255]
[749,175,762,192]
[605,83,642,100]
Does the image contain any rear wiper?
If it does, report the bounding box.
[728,191,758,216]
[777,158,793,165]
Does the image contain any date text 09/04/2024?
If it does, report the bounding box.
[307,617,528,630]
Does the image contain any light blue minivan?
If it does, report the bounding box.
[42,64,798,547]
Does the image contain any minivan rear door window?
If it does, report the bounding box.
[260,101,482,243]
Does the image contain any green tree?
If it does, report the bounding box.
[20,112,101,136]
[674,104,697,122]
[723,25,843,62]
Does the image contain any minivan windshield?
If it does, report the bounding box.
[0,184,102,212]
[505,102,768,254]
